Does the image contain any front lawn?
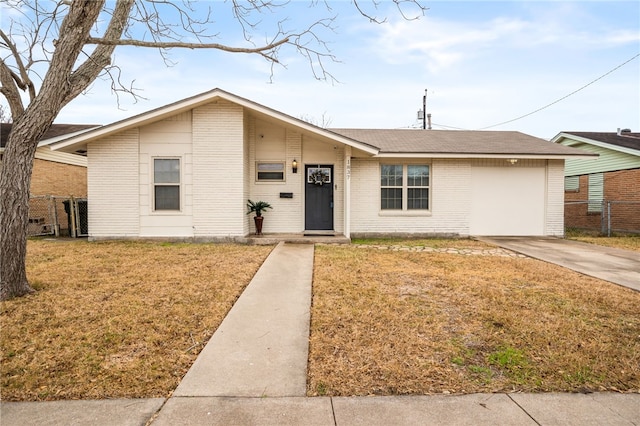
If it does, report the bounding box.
[0,240,273,401]
[3,239,638,401]
[308,243,640,396]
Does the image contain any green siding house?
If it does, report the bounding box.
[552,129,640,234]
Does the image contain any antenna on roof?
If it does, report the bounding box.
[417,89,431,130]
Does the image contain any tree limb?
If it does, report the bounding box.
[0,30,36,101]
[85,36,290,57]
[64,0,136,106]
[0,58,25,120]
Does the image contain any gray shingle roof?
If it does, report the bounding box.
[1,123,98,149]
[560,131,640,152]
[329,128,590,156]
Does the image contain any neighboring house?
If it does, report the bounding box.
[552,130,640,234]
[1,123,96,235]
[50,88,592,240]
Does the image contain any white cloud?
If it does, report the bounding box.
[370,5,639,74]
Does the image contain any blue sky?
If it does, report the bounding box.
[49,1,640,139]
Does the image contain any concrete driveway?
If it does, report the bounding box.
[477,237,640,292]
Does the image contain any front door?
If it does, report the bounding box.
[305,165,334,230]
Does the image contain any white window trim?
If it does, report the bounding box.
[152,157,182,213]
[380,163,430,213]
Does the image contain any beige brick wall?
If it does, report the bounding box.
[87,129,140,238]
[30,158,87,197]
[192,100,246,237]
[350,158,472,236]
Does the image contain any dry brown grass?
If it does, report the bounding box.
[1,240,273,401]
[351,238,494,249]
[4,238,639,402]
[566,234,640,252]
[308,245,640,396]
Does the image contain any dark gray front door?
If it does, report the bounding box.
[305,165,333,230]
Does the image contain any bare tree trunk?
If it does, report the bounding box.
[0,0,130,300]
[0,116,54,299]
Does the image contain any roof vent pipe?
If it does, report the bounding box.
[617,127,621,136]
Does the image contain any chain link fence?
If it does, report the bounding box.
[565,200,640,236]
[28,195,88,237]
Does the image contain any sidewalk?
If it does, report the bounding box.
[2,392,638,425]
[1,242,638,425]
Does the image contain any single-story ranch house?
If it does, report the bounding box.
[50,88,593,240]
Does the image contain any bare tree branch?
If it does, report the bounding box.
[64,0,136,106]
[85,36,290,58]
[0,30,36,101]
[0,58,25,119]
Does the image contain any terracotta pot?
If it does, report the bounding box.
[254,216,264,235]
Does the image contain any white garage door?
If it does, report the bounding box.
[469,166,546,236]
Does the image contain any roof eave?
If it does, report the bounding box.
[552,133,640,157]
[50,88,379,155]
[38,126,101,147]
[375,152,599,159]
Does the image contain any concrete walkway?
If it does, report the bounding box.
[2,241,639,425]
[477,237,640,291]
[173,242,314,397]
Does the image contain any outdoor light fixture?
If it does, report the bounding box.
[507,159,518,165]
[292,159,298,173]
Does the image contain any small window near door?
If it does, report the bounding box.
[307,167,332,185]
[154,158,180,211]
[256,162,285,181]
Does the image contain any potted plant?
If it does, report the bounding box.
[246,200,272,235]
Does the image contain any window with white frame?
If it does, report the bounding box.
[256,162,285,181]
[154,158,180,211]
[381,164,430,210]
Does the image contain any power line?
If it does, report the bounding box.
[478,53,640,130]
[432,122,467,130]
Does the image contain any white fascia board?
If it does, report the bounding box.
[553,133,640,157]
[374,153,598,160]
[38,126,101,147]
